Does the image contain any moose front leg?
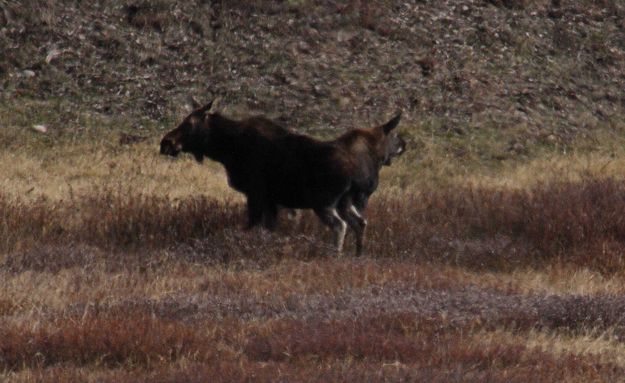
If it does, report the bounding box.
[262,203,278,231]
[340,205,367,256]
[246,196,264,229]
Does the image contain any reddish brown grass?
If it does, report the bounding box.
[0,313,215,370]
[2,312,622,382]
[5,178,625,381]
[4,177,625,272]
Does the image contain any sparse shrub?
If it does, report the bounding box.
[4,177,625,272]
[368,177,625,272]
[534,294,625,334]
[485,0,529,10]
[124,1,172,32]
[76,190,242,249]
[2,244,102,273]
[0,313,212,370]
[0,195,65,253]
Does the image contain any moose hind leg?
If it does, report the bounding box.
[315,207,348,253]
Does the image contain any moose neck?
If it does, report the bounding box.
[202,113,246,165]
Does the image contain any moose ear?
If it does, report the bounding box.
[196,100,213,115]
[382,111,402,134]
[185,96,201,112]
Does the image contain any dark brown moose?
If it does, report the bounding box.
[160,100,405,255]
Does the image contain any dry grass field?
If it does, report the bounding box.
[3,0,625,382]
[5,130,625,382]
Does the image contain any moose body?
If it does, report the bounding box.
[160,100,405,255]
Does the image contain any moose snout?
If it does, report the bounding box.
[160,139,180,157]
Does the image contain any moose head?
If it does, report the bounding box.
[160,99,213,162]
[376,112,406,166]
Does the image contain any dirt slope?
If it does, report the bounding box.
[1,0,624,145]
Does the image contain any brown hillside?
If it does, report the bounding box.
[1,0,624,146]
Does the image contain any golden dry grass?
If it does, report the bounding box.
[5,259,625,324]
[0,137,239,202]
[6,125,625,205]
[5,122,625,381]
[476,327,625,369]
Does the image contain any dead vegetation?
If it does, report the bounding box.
[4,0,625,381]
[3,178,625,380]
[4,177,625,272]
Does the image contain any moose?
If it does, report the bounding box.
[160,100,405,255]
